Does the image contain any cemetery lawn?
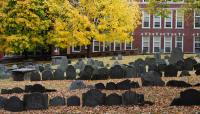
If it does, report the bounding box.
[0,77,200,113]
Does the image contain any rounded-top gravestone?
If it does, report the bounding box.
[141,71,165,86]
[4,96,24,112]
[53,68,65,80]
[109,65,125,79]
[30,71,41,81]
[42,70,54,80]
[169,47,184,64]
[66,65,76,80]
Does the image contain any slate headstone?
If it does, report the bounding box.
[80,65,94,80]
[180,70,191,77]
[67,96,80,106]
[66,65,76,80]
[106,82,117,90]
[49,96,65,106]
[69,80,86,90]
[125,66,137,78]
[95,83,105,90]
[122,91,144,105]
[166,80,192,88]
[109,65,125,79]
[24,92,48,110]
[116,79,131,90]
[82,89,106,107]
[30,71,41,81]
[42,70,54,80]
[4,96,24,112]
[164,64,178,77]
[0,96,6,108]
[91,67,109,80]
[105,93,122,106]
[53,69,65,80]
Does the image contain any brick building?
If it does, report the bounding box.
[59,0,200,57]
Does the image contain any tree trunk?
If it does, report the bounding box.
[86,40,93,58]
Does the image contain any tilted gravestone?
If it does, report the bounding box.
[125,66,137,78]
[23,92,48,110]
[141,71,165,86]
[109,65,125,79]
[166,80,192,88]
[53,68,65,80]
[82,89,106,107]
[42,70,54,80]
[171,89,200,106]
[4,96,24,112]
[105,93,122,106]
[30,71,41,81]
[106,82,117,90]
[58,56,68,71]
[169,47,184,64]
[116,79,131,90]
[67,96,80,106]
[69,80,86,90]
[91,67,109,80]
[66,65,76,80]
[80,65,94,80]
[49,96,65,106]
[164,64,178,77]
[122,91,144,105]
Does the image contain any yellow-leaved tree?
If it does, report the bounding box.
[0,0,141,57]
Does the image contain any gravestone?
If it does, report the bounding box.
[183,58,197,71]
[24,92,48,110]
[176,60,185,71]
[80,65,94,80]
[30,71,41,81]
[39,65,45,72]
[42,70,54,80]
[111,56,117,60]
[125,66,137,78]
[95,83,105,90]
[154,53,161,61]
[25,84,46,93]
[122,91,144,105]
[105,93,122,106]
[106,82,117,90]
[91,67,109,80]
[58,56,68,71]
[116,79,131,90]
[82,89,106,107]
[169,47,184,64]
[109,65,125,79]
[118,54,123,60]
[69,80,86,90]
[0,96,6,108]
[66,65,76,80]
[180,70,191,77]
[166,80,192,88]
[4,96,24,112]
[164,64,178,77]
[87,58,95,65]
[53,69,65,80]
[44,64,52,71]
[141,71,165,86]
[194,63,200,70]
[12,87,24,94]
[195,69,200,76]
[49,96,65,106]
[1,89,12,94]
[67,96,80,106]
[171,89,200,106]
[134,59,146,77]
[74,59,85,71]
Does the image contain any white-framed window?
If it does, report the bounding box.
[114,41,121,51]
[93,40,100,52]
[194,10,200,29]
[165,10,173,28]
[176,10,184,28]
[72,46,81,52]
[142,11,150,28]
[142,36,150,53]
[153,15,161,28]
[125,41,133,50]
[103,42,111,52]
[194,36,200,53]
[164,36,172,53]
[175,36,184,51]
[153,36,161,53]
